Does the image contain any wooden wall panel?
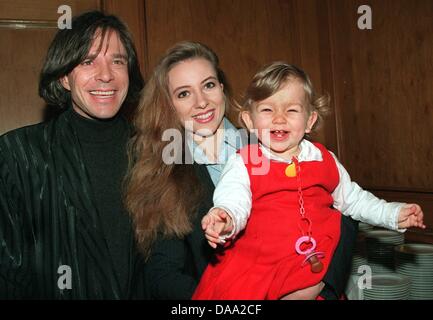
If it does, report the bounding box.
[328,0,433,192]
[328,0,433,239]
[0,0,99,20]
[0,0,101,134]
[144,0,304,126]
[0,28,56,134]
[295,0,338,153]
[103,0,147,76]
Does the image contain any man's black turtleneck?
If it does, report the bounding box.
[70,109,132,295]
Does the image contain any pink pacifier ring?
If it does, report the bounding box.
[295,236,316,255]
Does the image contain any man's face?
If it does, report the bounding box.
[60,29,129,120]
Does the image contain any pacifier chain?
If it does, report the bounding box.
[289,157,324,273]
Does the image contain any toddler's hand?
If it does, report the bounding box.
[202,208,234,248]
[398,204,426,229]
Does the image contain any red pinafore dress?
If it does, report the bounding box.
[193,143,342,300]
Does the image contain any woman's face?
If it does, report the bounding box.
[168,58,225,137]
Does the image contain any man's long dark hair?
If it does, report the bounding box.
[39,10,144,108]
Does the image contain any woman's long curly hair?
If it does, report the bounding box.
[124,41,238,258]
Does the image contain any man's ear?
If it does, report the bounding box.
[241,111,254,131]
[305,111,318,133]
[60,76,71,91]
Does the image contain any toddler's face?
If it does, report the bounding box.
[242,79,317,160]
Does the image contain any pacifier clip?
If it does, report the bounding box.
[286,158,324,273]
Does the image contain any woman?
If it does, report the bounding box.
[125,41,357,299]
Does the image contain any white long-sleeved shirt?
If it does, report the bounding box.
[212,139,405,238]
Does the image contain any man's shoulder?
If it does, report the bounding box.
[0,109,71,143]
[0,115,64,162]
[0,121,51,147]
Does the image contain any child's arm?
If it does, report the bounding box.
[201,153,252,247]
[331,153,425,231]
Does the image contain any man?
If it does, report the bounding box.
[0,11,146,299]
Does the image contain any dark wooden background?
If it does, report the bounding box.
[1,0,432,241]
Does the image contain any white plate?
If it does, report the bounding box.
[395,243,433,255]
[370,273,410,286]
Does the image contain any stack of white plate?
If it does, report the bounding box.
[364,230,404,274]
[363,273,410,300]
[351,232,368,275]
[359,222,374,232]
[395,243,433,300]
[350,222,374,275]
